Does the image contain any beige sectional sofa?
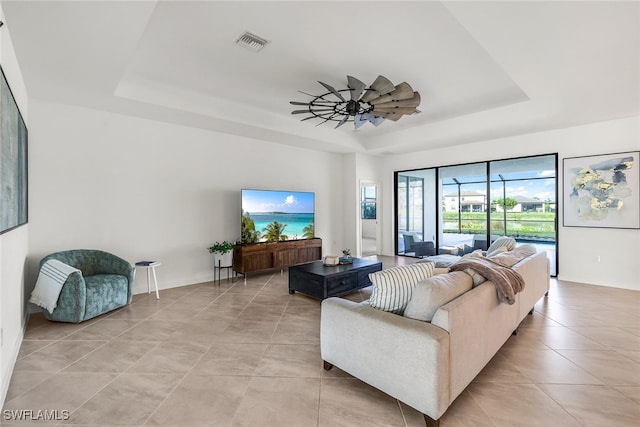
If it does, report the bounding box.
[320,251,550,427]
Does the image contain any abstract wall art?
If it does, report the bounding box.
[563,151,639,229]
[0,65,28,235]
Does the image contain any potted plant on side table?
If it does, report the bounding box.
[208,241,235,267]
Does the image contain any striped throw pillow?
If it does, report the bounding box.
[369,262,435,314]
[486,236,516,258]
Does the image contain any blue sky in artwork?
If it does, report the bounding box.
[242,190,315,213]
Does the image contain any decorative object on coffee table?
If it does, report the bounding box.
[339,248,353,264]
[288,258,382,300]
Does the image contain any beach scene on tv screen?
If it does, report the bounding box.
[242,190,315,242]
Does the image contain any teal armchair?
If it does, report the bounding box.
[39,249,135,323]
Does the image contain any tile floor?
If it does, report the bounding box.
[3,256,639,426]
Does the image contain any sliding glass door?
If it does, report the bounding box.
[396,169,436,256]
[438,162,489,253]
[489,155,557,274]
[395,154,558,275]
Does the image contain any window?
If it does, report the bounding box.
[361,185,377,219]
[396,154,558,275]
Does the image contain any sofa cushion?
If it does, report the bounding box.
[486,236,516,257]
[369,262,435,314]
[403,271,473,322]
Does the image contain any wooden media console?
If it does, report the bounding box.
[232,238,322,277]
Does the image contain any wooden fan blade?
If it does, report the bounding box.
[369,83,414,105]
[361,75,395,102]
[318,81,346,102]
[290,101,312,106]
[369,110,403,121]
[347,75,367,101]
[372,92,421,108]
[372,106,417,115]
[383,112,403,122]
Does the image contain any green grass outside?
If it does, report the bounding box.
[442,212,556,240]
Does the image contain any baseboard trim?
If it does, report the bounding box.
[0,312,28,408]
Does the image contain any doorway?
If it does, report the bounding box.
[360,182,379,256]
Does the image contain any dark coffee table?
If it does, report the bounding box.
[288,258,382,300]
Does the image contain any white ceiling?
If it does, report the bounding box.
[3,0,639,154]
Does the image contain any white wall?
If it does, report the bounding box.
[27,99,346,297]
[0,3,30,407]
[381,116,640,290]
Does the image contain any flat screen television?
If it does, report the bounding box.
[241,189,315,243]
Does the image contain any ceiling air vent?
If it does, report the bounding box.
[234,31,269,52]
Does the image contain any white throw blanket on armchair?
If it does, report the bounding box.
[29,259,80,313]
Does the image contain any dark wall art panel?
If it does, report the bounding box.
[0,66,28,234]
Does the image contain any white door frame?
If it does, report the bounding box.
[358,180,380,257]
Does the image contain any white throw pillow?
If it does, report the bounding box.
[369,262,435,314]
[404,272,473,322]
[486,236,516,258]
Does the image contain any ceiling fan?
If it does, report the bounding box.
[290,75,421,129]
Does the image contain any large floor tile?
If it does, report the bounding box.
[555,349,640,386]
[3,371,56,402]
[64,340,154,373]
[232,377,320,427]
[219,320,278,343]
[63,319,141,341]
[114,320,184,342]
[318,378,405,427]
[614,386,640,405]
[145,374,251,427]
[539,384,640,426]
[569,326,640,351]
[254,344,322,378]
[467,382,580,426]
[126,341,208,374]
[70,373,183,425]
[3,372,117,414]
[16,340,56,360]
[473,353,532,384]
[499,347,603,385]
[193,343,268,376]
[437,390,494,427]
[530,326,606,350]
[13,340,106,372]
